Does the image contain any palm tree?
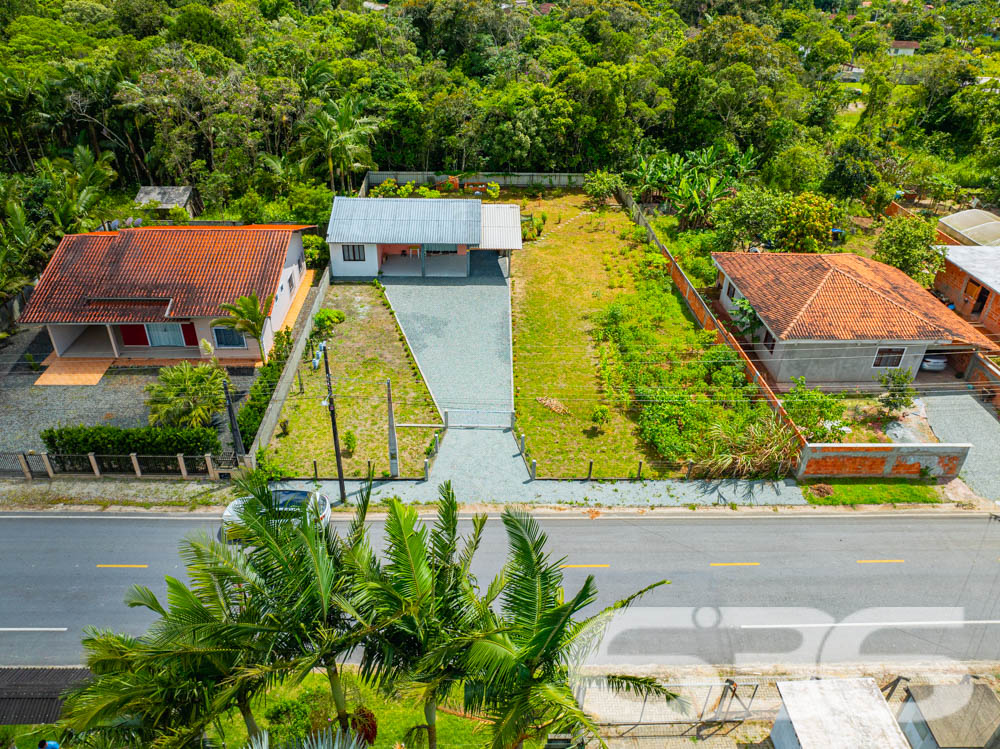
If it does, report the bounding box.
[298,97,380,193]
[242,728,367,749]
[458,509,682,749]
[212,292,273,363]
[355,483,494,749]
[144,361,229,427]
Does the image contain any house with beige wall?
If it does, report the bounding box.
[19,224,313,363]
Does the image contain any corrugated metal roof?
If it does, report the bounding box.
[776,678,910,749]
[134,186,194,209]
[327,197,481,245]
[945,245,1000,295]
[480,204,523,250]
[0,667,90,725]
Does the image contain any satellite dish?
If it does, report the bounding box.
[133,218,143,227]
[110,219,120,230]
[124,217,133,227]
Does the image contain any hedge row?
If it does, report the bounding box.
[40,425,221,456]
[237,329,294,445]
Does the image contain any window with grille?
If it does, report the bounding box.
[342,244,365,261]
[873,347,905,368]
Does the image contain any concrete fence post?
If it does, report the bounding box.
[510,412,516,430]
[530,459,537,480]
[17,453,31,481]
[177,454,188,480]
[204,454,217,481]
[520,433,526,453]
[434,434,439,454]
[40,452,54,479]
[424,459,429,482]
[130,453,141,478]
[88,452,100,478]
[443,410,449,428]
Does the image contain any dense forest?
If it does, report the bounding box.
[1,0,999,302]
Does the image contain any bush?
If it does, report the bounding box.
[782,377,846,442]
[776,192,834,252]
[583,170,624,206]
[590,404,610,428]
[40,425,221,456]
[313,308,345,337]
[343,429,357,454]
[877,367,916,415]
[873,215,944,287]
[237,329,294,445]
[302,234,327,269]
[264,697,310,745]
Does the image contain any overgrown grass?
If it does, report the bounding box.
[647,214,718,287]
[265,283,439,478]
[802,478,940,505]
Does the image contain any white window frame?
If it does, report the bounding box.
[144,323,185,347]
[872,347,905,368]
[342,244,365,262]
[725,280,737,301]
[212,326,247,349]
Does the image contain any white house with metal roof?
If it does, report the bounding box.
[326,197,522,278]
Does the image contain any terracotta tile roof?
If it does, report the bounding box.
[892,39,920,48]
[20,225,313,324]
[712,252,996,348]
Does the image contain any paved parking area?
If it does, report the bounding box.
[382,251,513,417]
[924,394,1000,501]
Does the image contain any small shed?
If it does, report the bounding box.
[134,185,202,217]
[0,667,90,725]
[898,684,1000,749]
[771,678,910,749]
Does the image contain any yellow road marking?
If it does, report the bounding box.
[710,562,760,567]
[96,564,148,569]
[559,564,610,569]
[857,559,904,564]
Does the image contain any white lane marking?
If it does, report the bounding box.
[0,627,69,632]
[741,619,1000,630]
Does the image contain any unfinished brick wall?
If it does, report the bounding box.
[796,443,971,479]
[966,353,1000,409]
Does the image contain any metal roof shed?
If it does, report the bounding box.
[945,246,1000,296]
[770,678,910,749]
[480,204,523,250]
[900,684,1000,749]
[134,185,200,216]
[327,197,481,245]
[0,667,90,724]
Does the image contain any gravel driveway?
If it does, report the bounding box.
[382,252,512,420]
[924,394,1000,500]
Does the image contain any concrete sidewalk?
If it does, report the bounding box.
[277,427,806,506]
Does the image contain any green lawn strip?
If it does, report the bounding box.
[802,478,940,505]
[512,193,682,478]
[266,283,439,478]
[204,670,500,749]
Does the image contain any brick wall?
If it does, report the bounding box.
[796,443,971,479]
[965,353,1000,409]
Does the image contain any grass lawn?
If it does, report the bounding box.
[802,478,940,505]
[265,283,439,479]
[840,397,892,443]
[511,192,685,478]
[205,670,497,749]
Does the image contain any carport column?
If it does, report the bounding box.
[105,324,120,358]
[420,245,426,277]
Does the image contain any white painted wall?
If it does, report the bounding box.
[46,324,87,355]
[329,242,378,278]
[270,234,305,331]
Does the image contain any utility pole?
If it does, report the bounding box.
[323,347,347,503]
[223,380,245,459]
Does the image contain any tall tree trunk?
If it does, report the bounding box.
[237,692,261,737]
[424,696,438,749]
[325,663,351,734]
[328,154,336,193]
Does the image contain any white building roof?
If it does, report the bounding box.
[938,209,1000,247]
[776,678,910,749]
[480,204,523,250]
[944,245,1000,295]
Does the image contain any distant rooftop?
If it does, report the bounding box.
[939,209,1000,247]
[907,684,1000,748]
[134,185,194,209]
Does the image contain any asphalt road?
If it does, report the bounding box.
[4,513,1000,668]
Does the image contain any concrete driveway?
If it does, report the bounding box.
[382,251,513,420]
[923,394,1000,501]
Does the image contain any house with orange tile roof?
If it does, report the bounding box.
[19,224,314,363]
[712,252,996,386]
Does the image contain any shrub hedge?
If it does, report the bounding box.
[40,425,221,456]
[237,329,294,445]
